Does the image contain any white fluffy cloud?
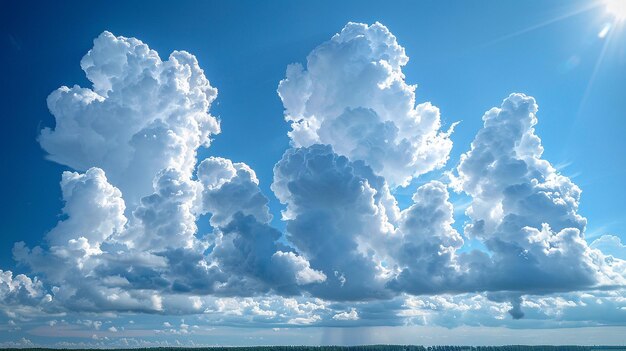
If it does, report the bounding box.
[0,23,625,337]
[278,22,455,186]
[272,144,395,300]
[387,181,465,294]
[39,31,220,205]
[0,270,51,319]
[197,155,326,295]
[197,157,272,227]
[450,93,625,295]
[46,168,127,250]
[11,30,322,316]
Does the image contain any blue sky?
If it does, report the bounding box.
[1,0,626,347]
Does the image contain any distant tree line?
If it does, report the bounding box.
[5,346,625,351]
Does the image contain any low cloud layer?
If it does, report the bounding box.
[1,22,625,340]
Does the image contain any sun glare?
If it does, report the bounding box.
[604,0,626,20]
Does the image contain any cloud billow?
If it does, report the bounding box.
[0,22,624,331]
[278,22,455,187]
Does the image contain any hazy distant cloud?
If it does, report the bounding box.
[591,235,626,259]
[332,308,359,321]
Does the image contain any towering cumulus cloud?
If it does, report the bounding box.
[451,93,624,294]
[272,23,624,317]
[278,22,455,187]
[39,31,220,205]
[11,31,322,317]
[0,22,624,339]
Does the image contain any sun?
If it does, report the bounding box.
[604,0,626,20]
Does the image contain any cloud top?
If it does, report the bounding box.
[278,22,455,186]
[40,31,220,204]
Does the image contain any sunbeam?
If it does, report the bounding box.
[481,2,602,47]
[578,0,626,114]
